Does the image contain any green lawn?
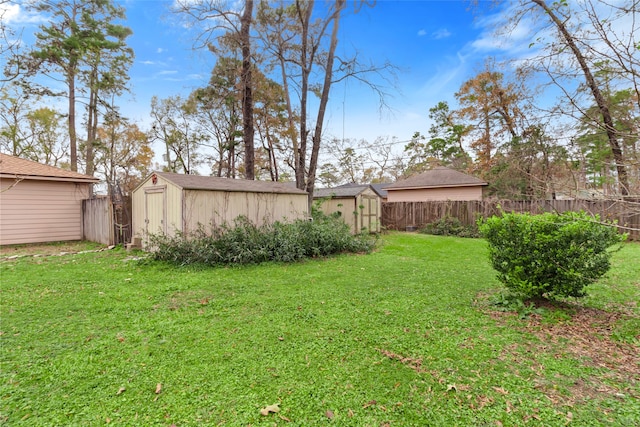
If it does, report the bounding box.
[1,233,638,426]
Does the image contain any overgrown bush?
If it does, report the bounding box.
[148,211,376,267]
[479,211,625,299]
[420,216,480,238]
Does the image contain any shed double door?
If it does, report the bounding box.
[358,195,379,233]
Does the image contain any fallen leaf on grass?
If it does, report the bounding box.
[278,414,291,422]
[259,403,280,416]
[116,387,126,395]
[363,400,377,409]
[155,383,162,394]
[325,410,334,419]
[492,386,509,395]
[447,384,457,392]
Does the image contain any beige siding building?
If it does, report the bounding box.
[131,172,308,247]
[0,153,99,245]
[314,185,382,233]
[386,167,488,202]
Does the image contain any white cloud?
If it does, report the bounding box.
[140,60,156,65]
[0,3,46,24]
[417,29,427,37]
[432,28,451,40]
[468,3,543,60]
[0,3,20,22]
[157,48,166,54]
[157,70,178,75]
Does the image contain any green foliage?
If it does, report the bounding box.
[489,293,545,319]
[479,211,625,299]
[420,215,480,238]
[149,212,376,267]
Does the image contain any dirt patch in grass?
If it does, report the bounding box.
[488,299,639,405]
[0,241,106,258]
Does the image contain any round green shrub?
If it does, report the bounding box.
[479,211,625,299]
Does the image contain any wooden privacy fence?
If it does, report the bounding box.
[82,195,132,245]
[381,200,640,241]
[83,197,113,245]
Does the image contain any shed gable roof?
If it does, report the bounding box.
[314,185,371,199]
[370,183,391,198]
[386,167,487,190]
[154,172,307,195]
[0,153,99,183]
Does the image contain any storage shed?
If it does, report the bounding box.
[0,153,99,245]
[313,185,381,233]
[131,172,308,247]
[386,167,488,202]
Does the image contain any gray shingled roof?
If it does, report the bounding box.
[314,185,370,198]
[155,172,307,195]
[386,167,487,190]
[333,182,391,198]
[370,183,391,198]
[0,153,99,183]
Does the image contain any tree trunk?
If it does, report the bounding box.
[295,0,313,191]
[530,0,629,196]
[241,0,255,180]
[307,0,345,210]
[68,69,77,172]
[278,52,299,183]
[86,67,98,177]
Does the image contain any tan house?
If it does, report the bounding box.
[314,185,381,233]
[0,153,99,245]
[131,172,308,247]
[386,167,488,202]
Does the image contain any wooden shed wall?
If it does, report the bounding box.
[0,178,91,245]
[131,174,182,244]
[386,185,484,202]
[183,190,308,233]
[316,197,358,232]
[132,175,308,247]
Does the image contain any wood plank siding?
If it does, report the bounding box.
[131,172,309,248]
[0,179,91,245]
[183,190,308,233]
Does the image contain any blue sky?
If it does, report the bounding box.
[4,0,514,151]
[121,0,498,145]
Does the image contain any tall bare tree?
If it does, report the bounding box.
[256,0,394,209]
[174,0,256,179]
[500,0,637,196]
[240,0,255,179]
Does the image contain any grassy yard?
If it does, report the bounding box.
[1,233,638,426]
